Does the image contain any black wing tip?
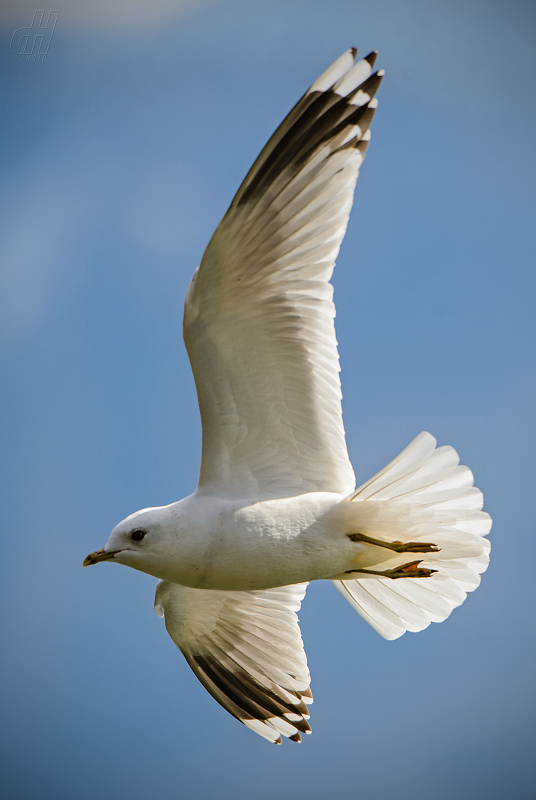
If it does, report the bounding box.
[353,69,384,100]
[233,46,383,207]
[289,732,302,743]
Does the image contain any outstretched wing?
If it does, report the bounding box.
[184,49,383,498]
[154,581,312,744]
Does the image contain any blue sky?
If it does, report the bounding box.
[1,1,535,798]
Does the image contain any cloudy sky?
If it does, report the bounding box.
[1,2,535,799]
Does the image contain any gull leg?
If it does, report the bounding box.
[347,532,440,554]
[345,560,437,579]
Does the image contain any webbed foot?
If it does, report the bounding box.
[348,532,440,554]
[390,540,440,554]
[345,560,437,579]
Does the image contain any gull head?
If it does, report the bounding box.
[83,505,178,578]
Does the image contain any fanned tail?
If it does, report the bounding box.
[333,432,491,640]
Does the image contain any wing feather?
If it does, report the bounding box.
[184,49,383,498]
[154,581,312,743]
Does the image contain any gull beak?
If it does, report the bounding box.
[83,548,120,567]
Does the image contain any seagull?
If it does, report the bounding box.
[84,48,491,745]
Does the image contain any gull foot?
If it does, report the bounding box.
[384,560,437,579]
[348,532,440,554]
[390,540,441,554]
[345,560,437,579]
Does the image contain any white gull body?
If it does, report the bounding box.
[85,49,491,744]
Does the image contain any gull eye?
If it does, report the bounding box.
[130,529,146,542]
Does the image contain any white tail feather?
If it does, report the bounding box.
[334,432,491,640]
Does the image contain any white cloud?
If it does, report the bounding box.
[0,0,222,32]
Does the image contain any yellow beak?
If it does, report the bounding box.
[83,548,120,567]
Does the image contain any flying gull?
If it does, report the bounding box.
[84,48,491,744]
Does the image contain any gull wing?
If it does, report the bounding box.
[154,581,312,744]
[184,49,383,498]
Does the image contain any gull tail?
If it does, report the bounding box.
[332,432,491,640]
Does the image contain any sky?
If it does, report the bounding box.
[1,1,535,798]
